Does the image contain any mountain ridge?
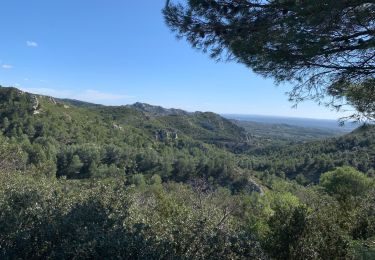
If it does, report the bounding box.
[0,86,253,187]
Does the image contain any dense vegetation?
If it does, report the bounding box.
[0,87,258,191]
[1,86,375,259]
[2,165,375,259]
[239,125,375,183]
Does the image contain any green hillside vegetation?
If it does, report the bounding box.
[2,165,375,259]
[0,86,254,191]
[240,124,375,184]
[1,86,375,259]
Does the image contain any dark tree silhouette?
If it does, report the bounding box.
[164,0,375,121]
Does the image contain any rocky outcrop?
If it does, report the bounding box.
[30,95,42,115]
[247,177,264,194]
[155,128,178,141]
[130,102,190,117]
[113,123,123,130]
[31,95,39,110]
[49,97,57,104]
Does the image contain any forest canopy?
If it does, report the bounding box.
[0,86,374,258]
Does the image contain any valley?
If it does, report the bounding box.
[1,86,375,258]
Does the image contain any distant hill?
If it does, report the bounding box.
[0,86,254,190]
[0,87,246,145]
[128,102,190,117]
[223,114,358,133]
[57,98,103,108]
[1,85,374,187]
[232,119,342,143]
[53,98,247,145]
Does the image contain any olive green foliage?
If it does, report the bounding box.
[1,86,375,258]
[164,0,375,120]
[2,86,374,187]
[0,135,27,172]
[2,169,375,259]
[0,87,254,191]
[239,125,375,183]
[320,166,372,202]
[0,173,265,259]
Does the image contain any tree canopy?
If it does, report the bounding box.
[1,88,375,258]
[320,166,372,202]
[163,0,375,121]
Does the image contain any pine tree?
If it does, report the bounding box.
[164,1,375,121]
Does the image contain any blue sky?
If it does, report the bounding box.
[0,0,351,119]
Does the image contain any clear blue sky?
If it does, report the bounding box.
[0,0,350,119]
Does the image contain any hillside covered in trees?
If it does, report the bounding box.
[0,86,260,191]
[1,86,375,258]
[3,0,375,258]
[239,125,375,184]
